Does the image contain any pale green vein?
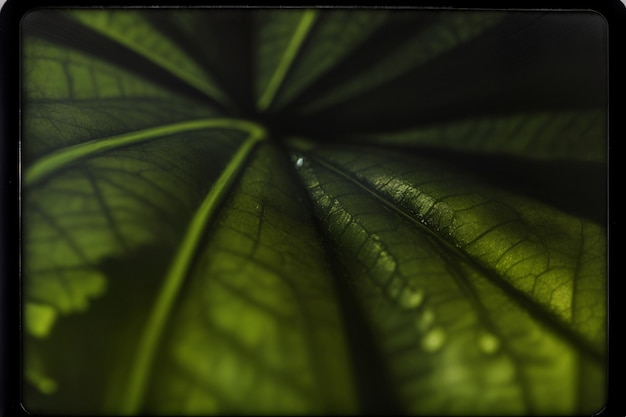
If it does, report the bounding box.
[121,127,266,415]
[24,118,265,187]
[257,10,318,112]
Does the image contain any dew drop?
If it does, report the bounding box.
[291,153,306,169]
[478,332,501,355]
[398,287,424,309]
[421,327,446,353]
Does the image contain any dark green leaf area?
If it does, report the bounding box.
[23,244,173,415]
[349,110,606,164]
[23,129,246,341]
[289,11,505,117]
[296,150,605,415]
[22,36,221,164]
[145,10,254,111]
[144,144,356,415]
[255,9,388,112]
[306,147,606,349]
[287,13,605,135]
[20,8,607,416]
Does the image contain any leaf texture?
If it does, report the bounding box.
[295,147,605,415]
[20,8,608,416]
[254,9,318,111]
[303,147,606,346]
[350,110,606,161]
[21,35,220,164]
[24,127,248,337]
[68,9,234,108]
[298,11,507,115]
[263,9,388,111]
[144,144,356,415]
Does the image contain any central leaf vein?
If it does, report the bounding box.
[307,152,604,363]
[257,10,318,112]
[121,125,266,415]
[25,118,265,187]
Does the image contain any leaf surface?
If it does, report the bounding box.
[23,126,250,335]
[298,11,506,115]
[254,9,318,111]
[261,9,388,111]
[20,8,607,416]
[294,146,606,415]
[314,146,605,343]
[21,35,220,164]
[68,9,234,108]
[350,110,606,161]
[143,144,356,415]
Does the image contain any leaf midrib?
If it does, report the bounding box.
[306,151,604,363]
[121,124,267,415]
[257,10,318,112]
[24,118,264,187]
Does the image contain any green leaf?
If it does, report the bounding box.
[295,147,605,414]
[21,35,221,164]
[298,11,507,115]
[68,9,235,109]
[142,144,356,415]
[20,8,607,416]
[254,9,319,111]
[23,125,253,337]
[142,10,254,109]
[349,110,607,161]
[257,9,388,112]
[119,127,266,414]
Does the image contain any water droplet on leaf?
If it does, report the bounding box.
[292,153,305,169]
